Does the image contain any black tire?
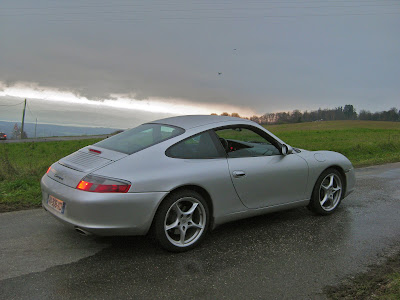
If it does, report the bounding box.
[153,190,210,252]
[309,168,344,215]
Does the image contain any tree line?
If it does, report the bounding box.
[213,105,400,125]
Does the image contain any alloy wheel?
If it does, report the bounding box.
[164,197,206,248]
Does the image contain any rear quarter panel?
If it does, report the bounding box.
[92,144,247,221]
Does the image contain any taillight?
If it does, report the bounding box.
[46,166,51,174]
[89,148,101,154]
[76,174,131,193]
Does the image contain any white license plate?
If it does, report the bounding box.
[48,195,65,214]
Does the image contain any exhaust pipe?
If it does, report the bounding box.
[74,227,91,236]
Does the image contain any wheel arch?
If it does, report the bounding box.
[316,165,347,197]
[154,184,215,230]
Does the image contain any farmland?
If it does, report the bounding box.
[267,120,400,167]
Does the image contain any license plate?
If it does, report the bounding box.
[48,195,65,214]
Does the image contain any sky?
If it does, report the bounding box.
[1,0,399,128]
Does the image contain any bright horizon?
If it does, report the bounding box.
[0,81,258,116]
[1,1,399,128]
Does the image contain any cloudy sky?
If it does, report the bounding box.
[1,0,399,128]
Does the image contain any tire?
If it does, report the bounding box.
[309,168,344,215]
[153,190,209,252]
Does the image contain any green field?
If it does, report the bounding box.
[1,120,400,212]
[267,120,400,167]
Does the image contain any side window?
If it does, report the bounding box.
[166,131,223,159]
[214,127,280,158]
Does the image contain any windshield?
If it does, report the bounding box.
[95,123,184,154]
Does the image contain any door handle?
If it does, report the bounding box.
[232,171,246,178]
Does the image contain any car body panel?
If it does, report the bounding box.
[41,175,167,235]
[93,146,247,219]
[59,146,128,173]
[227,153,309,208]
[47,162,86,188]
[295,150,356,198]
[41,115,356,237]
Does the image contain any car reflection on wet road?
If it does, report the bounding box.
[1,163,400,299]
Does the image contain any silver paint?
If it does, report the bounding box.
[41,115,355,236]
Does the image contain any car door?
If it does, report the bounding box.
[214,126,309,209]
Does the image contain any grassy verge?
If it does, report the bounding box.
[0,139,101,212]
[325,251,400,299]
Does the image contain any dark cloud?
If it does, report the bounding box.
[1,0,399,114]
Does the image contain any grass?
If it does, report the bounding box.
[0,139,101,212]
[266,120,400,132]
[266,121,400,167]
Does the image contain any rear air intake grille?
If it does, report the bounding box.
[60,151,112,172]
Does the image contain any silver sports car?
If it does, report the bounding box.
[41,115,355,251]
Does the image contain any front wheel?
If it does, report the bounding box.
[153,190,209,252]
[309,168,344,215]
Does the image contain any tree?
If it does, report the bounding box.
[12,123,28,139]
[359,110,372,120]
[290,110,302,123]
[387,107,399,121]
[343,104,357,120]
[12,123,19,139]
[250,115,260,124]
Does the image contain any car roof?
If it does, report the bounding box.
[151,115,251,130]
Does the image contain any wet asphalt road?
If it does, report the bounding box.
[1,163,400,300]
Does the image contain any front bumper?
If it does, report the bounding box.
[41,175,168,236]
[344,167,356,197]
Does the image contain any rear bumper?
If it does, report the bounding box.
[41,174,168,236]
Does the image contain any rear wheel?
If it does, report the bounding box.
[153,190,209,252]
[309,168,344,215]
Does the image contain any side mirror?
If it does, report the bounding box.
[281,144,293,156]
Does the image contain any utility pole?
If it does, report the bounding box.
[21,99,27,139]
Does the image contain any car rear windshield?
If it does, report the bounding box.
[94,123,184,155]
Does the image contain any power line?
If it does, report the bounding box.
[26,101,37,120]
[0,100,25,107]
